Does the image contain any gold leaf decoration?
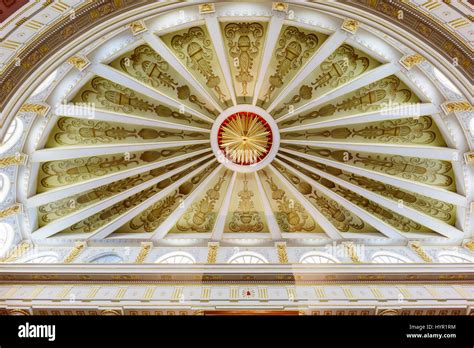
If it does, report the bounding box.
[273,161,372,233]
[222,22,266,103]
[225,173,268,233]
[281,116,446,146]
[280,143,455,191]
[37,144,208,192]
[58,160,216,234]
[281,75,419,125]
[73,76,210,127]
[257,25,327,108]
[161,26,232,107]
[277,156,435,234]
[37,153,211,225]
[272,44,380,118]
[109,44,218,118]
[259,169,322,233]
[171,169,231,233]
[46,117,207,147]
[279,150,456,224]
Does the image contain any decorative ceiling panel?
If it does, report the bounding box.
[278,150,456,225]
[272,161,378,234]
[160,25,232,108]
[279,144,456,191]
[57,160,217,235]
[277,156,436,235]
[280,116,448,146]
[109,44,219,119]
[168,168,233,234]
[224,173,269,234]
[256,25,328,109]
[220,21,268,104]
[36,144,209,193]
[258,168,324,233]
[45,117,208,147]
[272,43,381,118]
[15,3,468,248]
[37,153,211,228]
[279,75,420,125]
[114,161,220,234]
[71,77,211,128]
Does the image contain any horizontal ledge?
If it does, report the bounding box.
[0,264,472,283]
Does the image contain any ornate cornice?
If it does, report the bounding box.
[341,0,473,84]
[0,264,472,283]
[1,0,472,122]
[0,0,172,116]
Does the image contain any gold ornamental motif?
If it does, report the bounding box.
[223,22,265,99]
[60,160,214,234]
[165,26,231,106]
[341,19,360,33]
[49,117,206,146]
[218,112,272,165]
[273,162,369,233]
[258,26,322,107]
[228,174,264,232]
[129,20,147,35]
[19,103,50,116]
[441,101,473,114]
[281,75,417,125]
[0,203,22,219]
[0,153,27,168]
[282,116,445,146]
[135,242,153,263]
[38,154,207,225]
[112,45,217,119]
[279,148,455,223]
[260,169,318,232]
[198,3,215,14]
[0,241,31,263]
[123,162,219,233]
[63,242,86,263]
[399,54,424,69]
[273,44,374,117]
[278,155,433,233]
[272,2,289,12]
[465,153,474,164]
[463,241,474,252]
[409,241,433,262]
[175,171,229,232]
[67,55,90,71]
[207,242,219,263]
[38,144,207,191]
[275,242,289,264]
[343,242,362,263]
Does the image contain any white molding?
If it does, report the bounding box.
[267,29,347,113]
[30,140,209,162]
[254,171,282,240]
[211,171,237,241]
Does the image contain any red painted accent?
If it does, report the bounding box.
[217,111,273,166]
[0,0,28,24]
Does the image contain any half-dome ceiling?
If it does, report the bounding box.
[22,8,468,244]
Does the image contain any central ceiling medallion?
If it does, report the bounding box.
[217,112,272,165]
[211,105,280,173]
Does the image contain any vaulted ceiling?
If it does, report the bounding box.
[16,3,470,247]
